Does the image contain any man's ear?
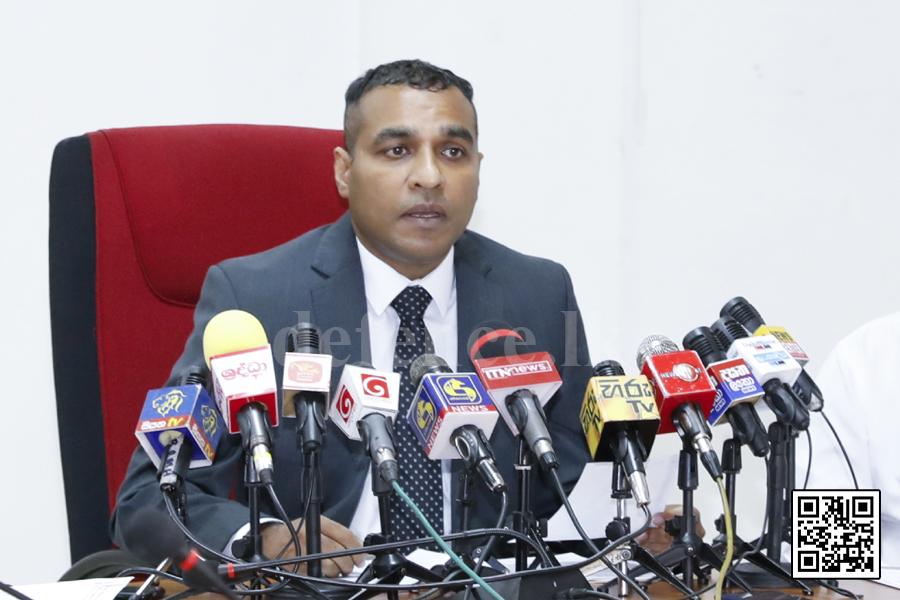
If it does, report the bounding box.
[333,147,352,199]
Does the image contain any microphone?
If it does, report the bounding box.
[711,315,810,431]
[579,360,659,506]
[283,323,332,452]
[129,508,239,600]
[721,296,823,411]
[469,322,562,472]
[134,365,225,491]
[406,354,505,493]
[203,310,279,485]
[682,327,769,457]
[636,335,723,480]
[329,363,401,484]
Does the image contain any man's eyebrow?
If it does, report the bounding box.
[442,125,474,144]
[373,126,414,145]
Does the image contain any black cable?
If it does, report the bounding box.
[164,494,232,563]
[265,483,302,571]
[275,464,313,561]
[0,580,36,600]
[225,526,547,575]
[818,579,861,600]
[821,410,860,489]
[475,489,509,575]
[548,467,599,554]
[230,511,656,596]
[803,427,813,489]
[117,567,186,585]
[163,495,284,596]
[462,490,511,600]
[548,468,652,600]
[567,589,622,600]
[668,456,775,600]
[251,513,652,595]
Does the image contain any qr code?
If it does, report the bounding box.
[792,489,880,579]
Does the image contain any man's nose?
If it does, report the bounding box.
[409,148,443,189]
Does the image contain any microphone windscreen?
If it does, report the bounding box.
[468,320,525,361]
[721,296,765,333]
[287,323,321,354]
[635,334,679,371]
[176,365,209,388]
[593,360,626,377]
[410,354,450,387]
[202,310,268,367]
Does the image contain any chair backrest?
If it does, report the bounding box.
[49,124,347,562]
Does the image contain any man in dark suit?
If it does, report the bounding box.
[111,59,594,576]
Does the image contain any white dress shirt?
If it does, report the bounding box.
[795,311,900,568]
[226,240,458,553]
[348,238,458,540]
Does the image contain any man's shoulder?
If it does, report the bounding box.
[830,310,900,365]
[458,229,567,277]
[214,217,339,277]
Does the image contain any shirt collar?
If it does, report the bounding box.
[355,239,455,318]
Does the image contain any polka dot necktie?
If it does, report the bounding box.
[388,285,443,548]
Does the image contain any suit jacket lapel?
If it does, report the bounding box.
[454,230,502,373]
[308,212,369,369]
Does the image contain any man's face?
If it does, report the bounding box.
[334,85,482,280]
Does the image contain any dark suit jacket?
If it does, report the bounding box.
[111,212,593,553]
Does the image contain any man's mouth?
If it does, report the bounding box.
[404,203,446,219]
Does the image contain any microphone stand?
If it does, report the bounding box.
[454,468,477,559]
[634,438,750,593]
[232,455,268,565]
[297,396,327,578]
[353,463,441,600]
[719,438,805,590]
[133,442,191,600]
[737,423,813,592]
[512,438,553,571]
[597,463,694,598]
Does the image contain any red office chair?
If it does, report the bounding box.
[49,124,347,562]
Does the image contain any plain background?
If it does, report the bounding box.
[2,1,898,584]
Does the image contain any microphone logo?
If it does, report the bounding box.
[288,360,324,384]
[152,390,186,417]
[200,404,219,437]
[671,363,701,382]
[221,361,269,380]
[361,374,390,398]
[439,376,480,404]
[415,398,436,430]
[481,360,553,380]
[336,386,355,423]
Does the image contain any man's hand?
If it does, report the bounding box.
[261,516,367,577]
[635,504,706,555]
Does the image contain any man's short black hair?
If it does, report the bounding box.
[343,59,476,154]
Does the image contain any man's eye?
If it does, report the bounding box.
[443,147,465,158]
[387,146,408,157]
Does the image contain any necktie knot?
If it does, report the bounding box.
[391,285,433,326]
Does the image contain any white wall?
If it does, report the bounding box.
[2,0,897,585]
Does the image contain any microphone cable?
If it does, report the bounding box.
[713,477,734,600]
[819,410,860,489]
[462,488,511,600]
[474,488,510,576]
[547,468,651,600]
[391,479,505,600]
[248,514,655,596]
[162,495,299,596]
